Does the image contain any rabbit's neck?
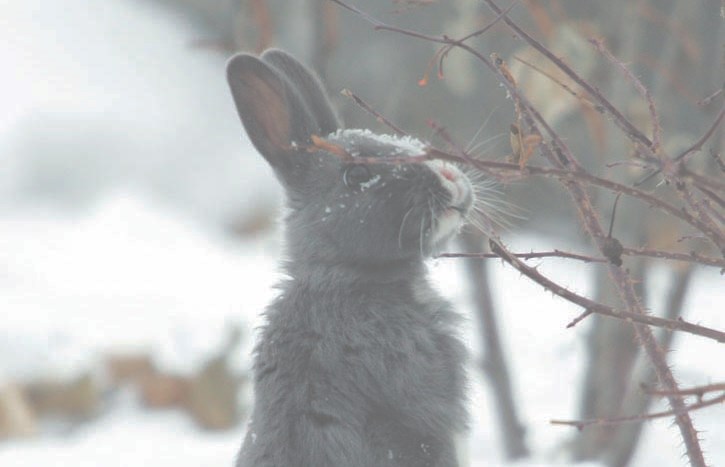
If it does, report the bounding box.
[284,256,426,287]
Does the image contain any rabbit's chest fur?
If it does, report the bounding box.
[241,271,467,467]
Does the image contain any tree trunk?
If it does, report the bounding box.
[460,232,529,460]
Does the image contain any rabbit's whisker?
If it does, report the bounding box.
[419,215,425,257]
[465,106,501,153]
[467,133,506,157]
[465,176,527,234]
[398,206,416,250]
[429,198,437,254]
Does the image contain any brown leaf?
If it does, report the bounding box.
[509,123,523,164]
[519,134,542,168]
[310,135,351,159]
[509,124,541,168]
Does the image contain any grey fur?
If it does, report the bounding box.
[227,49,469,467]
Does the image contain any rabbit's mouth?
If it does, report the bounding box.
[424,160,474,246]
[425,161,474,213]
[426,160,471,200]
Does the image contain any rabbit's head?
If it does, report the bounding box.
[227,49,474,263]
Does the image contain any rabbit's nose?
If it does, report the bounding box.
[439,166,458,182]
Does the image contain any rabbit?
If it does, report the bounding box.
[226,49,474,467]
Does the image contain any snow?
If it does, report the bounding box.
[0,392,245,467]
[0,197,722,466]
[328,128,429,156]
[0,194,280,382]
[359,174,382,191]
[0,0,281,224]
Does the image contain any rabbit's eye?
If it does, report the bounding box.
[343,164,373,190]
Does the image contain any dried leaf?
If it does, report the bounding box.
[310,135,351,159]
[509,123,523,164]
[520,134,542,168]
[509,123,541,168]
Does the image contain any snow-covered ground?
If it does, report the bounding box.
[0,194,722,466]
[0,0,281,224]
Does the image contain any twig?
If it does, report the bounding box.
[438,247,725,269]
[636,105,725,186]
[340,89,408,136]
[608,193,623,237]
[697,87,723,107]
[645,383,725,397]
[673,181,723,256]
[589,38,662,152]
[512,55,597,109]
[711,148,725,172]
[683,168,725,193]
[695,184,725,210]
[675,105,725,162]
[434,0,520,80]
[436,250,605,263]
[622,247,725,269]
[426,120,482,168]
[566,309,594,329]
[550,392,725,428]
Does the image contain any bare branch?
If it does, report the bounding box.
[622,247,725,269]
[485,239,725,343]
[589,38,662,152]
[550,392,725,428]
[677,105,725,162]
[438,247,725,269]
[436,250,605,263]
[566,309,594,329]
[340,89,408,136]
[697,87,723,107]
[645,383,725,397]
[683,167,725,193]
[637,105,725,186]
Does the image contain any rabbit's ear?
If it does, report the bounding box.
[261,49,341,135]
[226,53,318,182]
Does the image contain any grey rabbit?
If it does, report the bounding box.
[226,49,474,467]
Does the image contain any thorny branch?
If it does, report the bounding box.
[329,1,723,465]
[645,382,725,397]
[339,90,723,245]
[589,38,662,152]
[476,4,714,464]
[480,239,725,343]
[550,391,725,429]
[675,105,725,163]
[340,89,408,136]
[636,105,725,186]
[437,247,725,269]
